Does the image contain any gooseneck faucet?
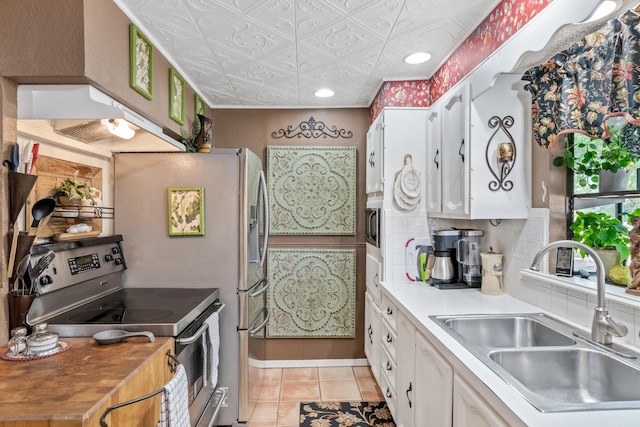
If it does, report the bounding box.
[530,240,628,346]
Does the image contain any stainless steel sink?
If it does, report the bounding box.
[489,348,640,411]
[441,315,576,348]
[429,313,640,412]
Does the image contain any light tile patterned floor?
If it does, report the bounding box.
[248,366,384,427]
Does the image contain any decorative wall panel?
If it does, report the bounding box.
[267,146,355,235]
[266,248,356,338]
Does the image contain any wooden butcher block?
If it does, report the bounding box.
[0,337,173,426]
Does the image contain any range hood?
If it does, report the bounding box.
[17,85,184,152]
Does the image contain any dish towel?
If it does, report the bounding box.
[159,364,190,427]
[203,310,220,389]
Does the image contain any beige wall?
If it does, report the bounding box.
[214,108,370,360]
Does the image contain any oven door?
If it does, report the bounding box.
[175,302,225,427]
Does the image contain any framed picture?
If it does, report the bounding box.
[168,187,204,236]
[169,69,185,125]
[129,24,153,100]
[195,94,206,116]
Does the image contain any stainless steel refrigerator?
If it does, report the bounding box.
[113,149,270,426]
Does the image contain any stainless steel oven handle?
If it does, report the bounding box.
[249,306,269,336]
[249,277,269,298]
[175,303,225,345]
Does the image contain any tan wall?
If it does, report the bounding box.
[214,108,370,360]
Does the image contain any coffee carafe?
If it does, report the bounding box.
[456,229,484,287]
[430,230,461,284]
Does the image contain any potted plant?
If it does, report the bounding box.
[553,127,637,192]
[569,211,630,277]
[55,175,95,206]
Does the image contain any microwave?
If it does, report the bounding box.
[365,208,381,247]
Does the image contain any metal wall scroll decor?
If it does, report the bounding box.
[271,116,353,139]
[486,115,516,191]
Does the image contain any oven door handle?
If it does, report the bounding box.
[175,303,225,345]
[249,306,269,336]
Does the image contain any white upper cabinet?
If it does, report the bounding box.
[366,114,384,195]
[426,75,531,219]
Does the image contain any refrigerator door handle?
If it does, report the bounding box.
[259,169,270,266]
[249,306,269,336]
[249,277,269,298]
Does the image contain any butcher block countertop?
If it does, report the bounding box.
[0,337,173,426]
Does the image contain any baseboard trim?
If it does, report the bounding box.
[251,358,370,369]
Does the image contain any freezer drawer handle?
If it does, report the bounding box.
[176,303,225,345]
[249,306,270,336]
[249,277,269,298]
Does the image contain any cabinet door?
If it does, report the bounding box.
[426,105,442,214]
[453,374,509,427]
[441,84,470,216]
[414,332,453,427]
[365,292,382,384]
[366,251,382,304]
[366,115,384,195]
[396,312,416,427]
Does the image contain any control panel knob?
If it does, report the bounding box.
[114,258,123,265]
[112,247,120,254]
[105,254,113,262]
[39,275,53,286]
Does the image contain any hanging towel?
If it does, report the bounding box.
[159,364,190,427]
[203,310,220,389]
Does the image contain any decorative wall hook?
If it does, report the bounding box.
[271,116,353,139]
[486,116,516,191]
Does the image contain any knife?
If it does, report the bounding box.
[30,143,39,173]
[22,140,33,174]
[11,144,19,171]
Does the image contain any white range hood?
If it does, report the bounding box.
[17,85,184,152]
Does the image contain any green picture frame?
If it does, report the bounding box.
[169,69,185,125]
[195,94,206,116]
[168,186,204,236]
[129,24,153,100]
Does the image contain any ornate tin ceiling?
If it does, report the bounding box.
[114,0,501,108]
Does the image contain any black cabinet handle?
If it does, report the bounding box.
[386,334,392,343]
[387,307,393,315]
[369,151,375,168]
[367,325,373,344]
[458,138,465,162]
[386,361,392,371]
[406,382,413,408]
[386,388,392,398]
[434,148,440,169]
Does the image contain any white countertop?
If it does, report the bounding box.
[380,280,640,427]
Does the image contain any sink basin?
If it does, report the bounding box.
[430,313,640,412]
[437,314,576,348]
[489,348,640,411]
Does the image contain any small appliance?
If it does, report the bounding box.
[430,230,461,286]
[456,229,484,287]
[364,208,381,248]
[480,250,504,295]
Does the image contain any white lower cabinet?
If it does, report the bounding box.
[453,374,509,427]
[366,291,518,427]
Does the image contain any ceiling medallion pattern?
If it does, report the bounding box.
[271,116,353,139]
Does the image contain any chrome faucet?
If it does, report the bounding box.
[530,240,628,346]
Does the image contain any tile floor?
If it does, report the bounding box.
[248,366,385,427]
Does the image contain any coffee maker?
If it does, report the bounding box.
[456,229,484,287]
[430,228,484,289]
[430,229,461,287]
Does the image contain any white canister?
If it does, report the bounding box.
[480,252,503,295]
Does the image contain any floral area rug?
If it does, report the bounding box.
[299,401,396,427]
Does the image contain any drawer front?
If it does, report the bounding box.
[380,343,397,391]
[380,317,397,361]
[382,294,398,332]
[379,370,397,420]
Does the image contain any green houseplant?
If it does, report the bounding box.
[553,128,637,191]
[55,176,94,205]
[570,211,630,277]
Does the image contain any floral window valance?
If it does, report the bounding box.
[522,9,640,149]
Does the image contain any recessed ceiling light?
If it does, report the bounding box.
[315,88,335,98]
[404,52,432,65]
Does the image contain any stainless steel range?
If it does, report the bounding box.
[26,235,225,427]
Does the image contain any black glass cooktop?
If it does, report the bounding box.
[45,287,219,337]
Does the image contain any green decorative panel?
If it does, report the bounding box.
[267,248,356,338]
[267,146,356,235]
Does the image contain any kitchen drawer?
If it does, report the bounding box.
[380,342,397,391]
[379,367,397,420]
[381,294,398,332]
[380,317,397,361]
